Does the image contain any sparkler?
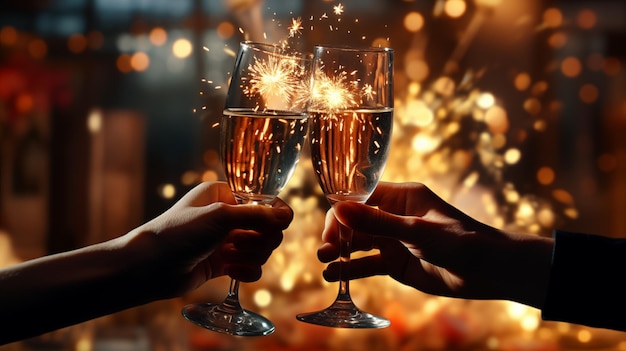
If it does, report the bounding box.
[244,53,309,110]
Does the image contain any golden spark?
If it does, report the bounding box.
[310,69,358,111]
[288,17,304,38]
[334,3,344,15]
[362,83,375,101]
[245,55,308,108]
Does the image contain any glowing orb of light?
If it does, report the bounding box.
[484,105,509,134]
[253,289,272,308]
[404,12,424,33]
[172,38,193,58]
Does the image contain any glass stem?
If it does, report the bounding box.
[337,220,352,301]
[218,279,243,313]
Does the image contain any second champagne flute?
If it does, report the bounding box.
[296,45,394,329]
[182,41,312,336]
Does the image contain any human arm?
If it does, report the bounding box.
[317,181,554,309]
[0,181,292,344]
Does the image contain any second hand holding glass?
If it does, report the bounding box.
[182,41,312,336]
[297,45,394,328]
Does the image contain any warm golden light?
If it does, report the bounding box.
[201,170,219,182]
[579,84,599,104]
[149,27,167,46]
[484,105,508,134]
[514,72,531,91]
[253,289,272,308]
[87,109,103,134]
[130,52,150,71]
[537,166,555,185]
[576,9,597,29]
[404,11,425,32]
[523,98,542,116]
[116,54,133,73]
[159,184,176,199]
[444,0,467,18]
[217,21,236,39]
[561,56,582,78]
[548,32,568,49]
[543,7,563,28]
[577,329,593,343]
[172,38,193,58]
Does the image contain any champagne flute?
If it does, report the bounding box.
[182,41,312,336]
[296,45,394,328]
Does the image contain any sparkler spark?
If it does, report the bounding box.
[310,69,358,111]
[333,3,344,15]
[288,17,304,38]
[244,54,309,109]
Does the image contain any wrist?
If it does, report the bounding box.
[506,233,554,309]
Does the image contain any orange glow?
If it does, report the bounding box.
[181,171,200,186]
[579,84,599,104]
[404,11,424,32]
[68,33,88,53]
[561,57,582,78]
[217,21,235,39]
[531,81,548,96]
[405,53,429,82]
[548,32,567,49]
[576,9,597,29]
[553,189,574,205]
[0,26,18,45]
[116,54,133,73]
[371,37,391,48]
[28,38,47,59]
[444,0,466,18]
[130,52,150,71]
[543,8,563,28]
[149,27,167,46]
[514,72,531,91]
[15,93,34,113]
[523,98,542,116]
[201,170,219,182]
[537,167,555,185]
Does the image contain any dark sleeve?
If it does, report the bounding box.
[541,230,626,331]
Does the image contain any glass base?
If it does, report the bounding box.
[182,302,275,336]
[296,299,390,329]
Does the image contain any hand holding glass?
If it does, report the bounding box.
[182,41,312,336]
[296,45,394,328]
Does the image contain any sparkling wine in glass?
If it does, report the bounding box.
[182,41,311,336]
[296,45,394,328]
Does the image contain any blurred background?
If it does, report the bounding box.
[1,0,625,350]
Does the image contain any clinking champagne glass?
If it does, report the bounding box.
[182,41,312,336]
[296,45,394,328]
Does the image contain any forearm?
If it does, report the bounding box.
[0,235,154,344]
